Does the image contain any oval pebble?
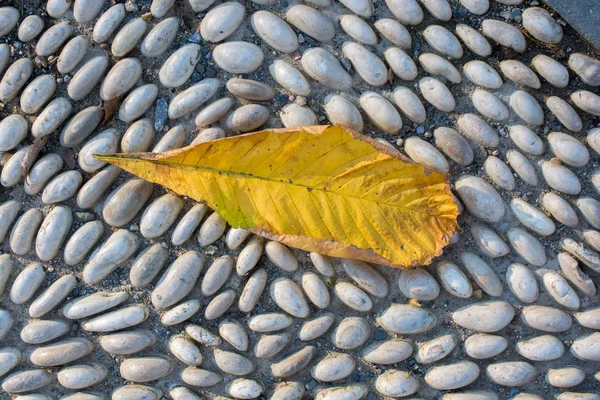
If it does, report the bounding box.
[312,352,355,382]
[377,303,435,334]
[465,334,508,359]
[455,175,505,223]
[286,5,334,43]
[506,263,539,302]
[141,17,179,58]
[425,361,480,390]
[523,6,563,44]
[200,2,245,43]
[67,56,108,101]
[213,42,263,75]
[436,260,473,298]
[456,23,492,56]
[120,356,173,383]
[419,77,456,112]
[521,305,572,332]
[99,330,156,355]
[452,301,514,332]
[487,362,536,387]
[93,4,126,44]
[416,334,456,364]
[301,48,352,91]
[423,25,463,59]
[250,11,298,53]
[100,58,142,100]
[152,251,204,309]
[516,334,565,361]
[482,19,526,52]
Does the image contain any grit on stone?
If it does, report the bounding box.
[0,0,600,399]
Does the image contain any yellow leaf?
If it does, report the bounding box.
[95,125,458,268]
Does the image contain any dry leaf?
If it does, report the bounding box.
[95,125,458,268]
[21,135,48,182]
[100,97,121,127]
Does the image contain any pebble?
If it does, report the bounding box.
[541,159,581,195]
[20,74,56,114]
[239,267,267,313]
[392,87,426,124]
[460,0,490,14]
[186,324,222,347]
[193,127,226,144]
[472,89,509,121]
[249,313,293,333]
[546,97,582,132]
[374,18,412,49]
[225,104,270,133]
[569,53,600,86]
[119,84,159,123]
[251,11,298,53]
[271,382,304,400]
[577,197,600,229]
[57,36,89,74]
[508,125,544,155]
[385,47,419,81]
[331,317,371,349]
[120,356,173,382]
[270,278,309,318]
[436,260,473,298]
[170,204,207,246]
[341,0,373,16]
[254,333,290,358]
[341,259,388,298]
[181,367,222,387]
[67,56,109,101]
[342,42,388,87]
[205,289,236,320]
[463,61,502,89]
[510,90,544,125]
[532,54,569,88]
[507,227,547,266]
[582,229,600,251]
[455,175,505,222]
[560,238,600,274]
[500,60,541,89]
[359,91,402,134]
[301,48,352,91]
[93,4,126,44]
[113,385,162,400]
[315,385,367,400]
[141,17,180,58]
[281,104,318,128]
[543,271,580,309]
[465,334,508,359]
[571,332,600,361]
[29,274,75,319]
[385,0,423,25]
[455,24,492,56]
[63,291,129,320]
[505,263,539,302]
[201,255,233,297]
[151,0,175,18]
[152,251,204,309]
[423,25,463,59]
[264,241,298,271]
[397,268,440,300]
[0,202,20,244]
[312,353,355,382]
[416,334,456,364]
[547,367,585,388]
[78,129,119,173]
[35,22,73,56]
[426,361,480,390]
[2,369,52,394]
[35,206,72,261]
[103,179,154,227]
[171,386,203,400]
[523,7,563,44]
[485,156,515,190]
[0,309,12,340]
[10,210,44,256]
[0,348,21,377]
[510,198,556,236]
[298,313,335,341]
[470,224,509,258]
[0,58,33,102]
[516,334,565,361]
[433,127,474,166]
[212,42,263,75]
[0,44,8,75]
[227,78,274,101]
[363,339,413,364]
[83,304,149,332]
[82,229,139,284]
[31,97,72,138]
[0,115,27,152]
[169,335,202,366]
[461,252,502,296]
[559,251,596,296]
[120,119,155,152]
[571,90,600,116]
[46,0,69,18]
[286,5,334,43]
[486,362,536,387]
[301,272,330,309]
[521,305,572,332]
[269,60,311,95]
[548,132,589,167]
[334,282,373,312]
[453,301,514,332]
[214,348,254,376]
[421,53,461,83]
[420,77,456,112]
[161,299,200,326]
[219,320,249,352]
[340,15,378,46]
[152,124,186,152]
[271,346,316,378]
[159,44,201,88]
[60,106,104,147]
[57,363,107,390]
[228,378,263,399]
[377,303,435,334]
[200,2,245,43]
[30,337,94,367]
[482,19,526,52]
[73,0,104,23]
[0,6,19,38]
[100,57,142,100]
[140,194,183,239]
[76,165,121,209]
